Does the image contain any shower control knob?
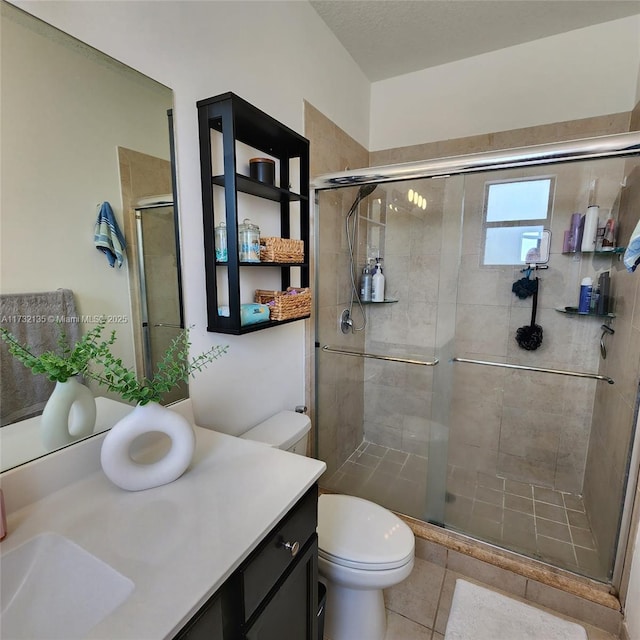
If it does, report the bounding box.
[282,540,300,557]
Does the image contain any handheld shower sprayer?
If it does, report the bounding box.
[342,183,378,334]
[346,184,377,219]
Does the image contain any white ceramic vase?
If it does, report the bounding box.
[100,401,195,491]
[41,377,97,451]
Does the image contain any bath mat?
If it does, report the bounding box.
[444,579,588,640]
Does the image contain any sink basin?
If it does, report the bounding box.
[1,532,134,639]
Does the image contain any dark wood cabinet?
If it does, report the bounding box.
[245,539,318,640]
[175,485,318,640]
[197,92,310,335]
[176,591,224,640]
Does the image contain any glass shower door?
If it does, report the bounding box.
[316,175,466,523]
[442,157,637,582]
[135,204,186,405]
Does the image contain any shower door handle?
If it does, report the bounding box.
[321,345,439,367]
[451,357,614,384]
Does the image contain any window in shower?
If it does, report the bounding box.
[482,176,554,265]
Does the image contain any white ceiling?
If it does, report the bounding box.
[309,0,640,82]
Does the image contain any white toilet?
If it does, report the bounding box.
[241,411,416,640]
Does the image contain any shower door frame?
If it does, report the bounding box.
[312,130,640,589]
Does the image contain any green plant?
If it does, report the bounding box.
[0,320,115,383]
[87,329,227,405]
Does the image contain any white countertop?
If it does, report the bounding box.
[1,411,326,639]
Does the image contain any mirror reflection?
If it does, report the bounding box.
[0,1,180,471]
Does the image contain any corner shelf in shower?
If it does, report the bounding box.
[561,247,625,256]
[555,307,616,319]
[361,298,398,305]
[359,215,386,227]
[198,92,310,335]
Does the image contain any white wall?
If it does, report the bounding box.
[11,0,370,433]
[370,15,640,151]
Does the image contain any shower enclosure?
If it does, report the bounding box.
[133,198,186,405]
[314,132,640,585]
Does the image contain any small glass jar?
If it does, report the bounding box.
[238,218,260,262]
[214,221,228,262]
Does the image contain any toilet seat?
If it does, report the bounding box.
[318,547,413,571]
[318,494,414,571]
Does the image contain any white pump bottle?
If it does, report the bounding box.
[372,261,385,302]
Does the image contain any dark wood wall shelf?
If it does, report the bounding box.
[198,92,310,334]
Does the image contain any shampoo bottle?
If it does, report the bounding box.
[581,206,599,252]
[578,277,593,314]
[360,263,372,302]
[597,271,610,315]
[602,215,616,249]
[372,261,385,302]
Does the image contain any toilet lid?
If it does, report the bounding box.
[318,494,415,570]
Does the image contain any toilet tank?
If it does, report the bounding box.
[240,411,311,455]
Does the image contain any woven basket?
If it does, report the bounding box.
[254,287,311,321]
[259,237,304,263]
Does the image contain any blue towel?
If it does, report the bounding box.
[94,201,126,268]
[624,218,640,273]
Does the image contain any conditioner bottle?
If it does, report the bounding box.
[372,260,385,302]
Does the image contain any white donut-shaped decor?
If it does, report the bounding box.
[100,402,195,491]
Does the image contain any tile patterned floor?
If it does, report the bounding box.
[379,560,620,640]
[323,440,607,581]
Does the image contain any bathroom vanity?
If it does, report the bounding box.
[0,405,326,639]
[177,485,319,639]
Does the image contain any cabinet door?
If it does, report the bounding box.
[174,591,223,640]
[245,537,318,640]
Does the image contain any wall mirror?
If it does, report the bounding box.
[0,1,181,472]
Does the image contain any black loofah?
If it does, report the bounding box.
[515,279,543,350]
[515,323,543,350]
[512,277,538,299]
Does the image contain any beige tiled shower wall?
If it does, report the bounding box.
[304,102,369,476]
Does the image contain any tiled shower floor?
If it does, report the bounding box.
[322,440,606,580]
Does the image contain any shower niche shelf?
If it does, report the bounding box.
[361,298,398,305]
[561,247,625,257]
[197,92,310,335]
[555,307,615,319]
